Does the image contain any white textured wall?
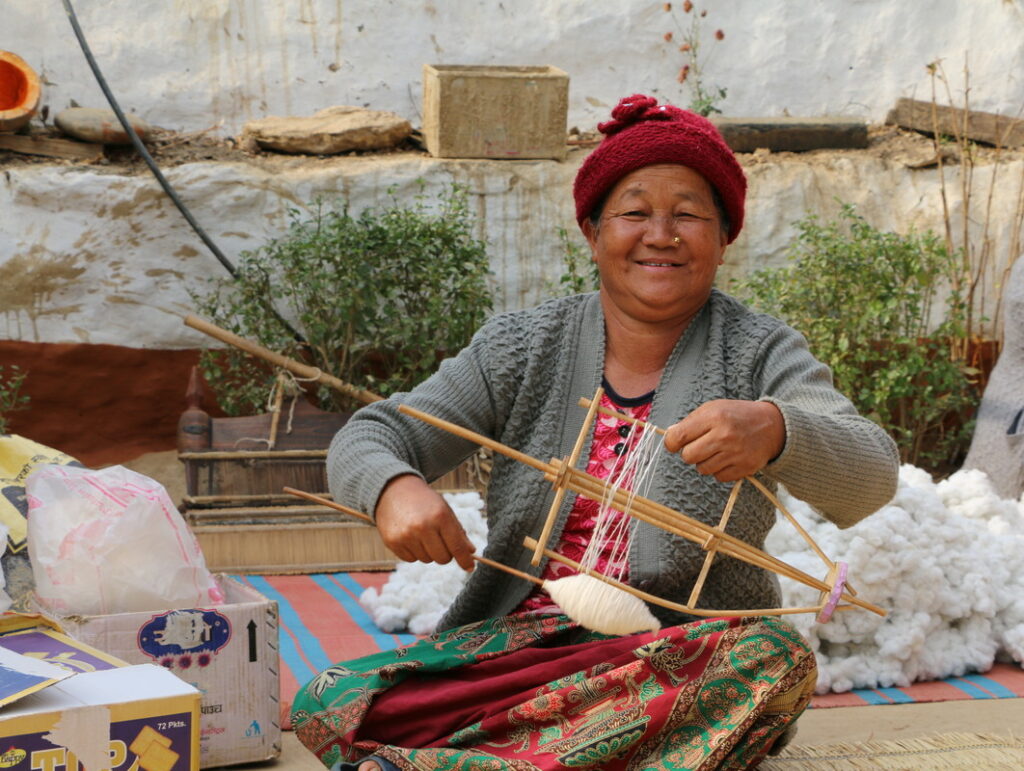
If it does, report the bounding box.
[2,0,1023,348]
[3,150,1021,347]
[6,0,1023,135]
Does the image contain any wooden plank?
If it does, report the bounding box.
[885,97,1024,148]
[184,491,330,507]
[179,449,327,460]
[207,399,351,451]
[187,503,354,526]
[0,133,104,161]
[191,521,397,573]
[712,117,868,153]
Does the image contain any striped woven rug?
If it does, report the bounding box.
[234,573,1024,727]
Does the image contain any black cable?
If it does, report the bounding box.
[61,0,309,345]
[60,0,238,278]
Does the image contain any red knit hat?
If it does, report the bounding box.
[573,94,746,243]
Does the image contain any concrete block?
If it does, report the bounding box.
[422,64,568,160]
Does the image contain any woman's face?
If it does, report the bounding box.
[583,163,728,327]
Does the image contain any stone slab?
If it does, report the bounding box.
[422,64,569,160]
[54,106,152,145]
[243,106,412,155]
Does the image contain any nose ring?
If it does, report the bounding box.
[672,236,681,245]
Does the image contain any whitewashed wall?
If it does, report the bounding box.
[7,0,1024,135]
[2,0,1023,348]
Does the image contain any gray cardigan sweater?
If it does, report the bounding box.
[326,291,899,630]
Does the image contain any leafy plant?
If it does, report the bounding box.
[0,365,29,434]
[732,204,979,473]
[660,1,728,116]
[192,183,493,415]
[546,226,600,298]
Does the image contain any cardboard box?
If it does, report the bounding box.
[0,616,200,771]
[422,64,569,160]
[33,576,280,768]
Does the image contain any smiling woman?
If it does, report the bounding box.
[584,164,729,391]
[291,94,899,771]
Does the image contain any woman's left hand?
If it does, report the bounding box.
[662,400,785,482]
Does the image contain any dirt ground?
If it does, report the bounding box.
[4,121,1023,175]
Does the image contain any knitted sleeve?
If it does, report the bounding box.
[755,324,899,527]
[324,310,523,520]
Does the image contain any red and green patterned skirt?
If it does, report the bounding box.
[291,613,817,771]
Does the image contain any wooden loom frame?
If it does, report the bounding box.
[396,386,886,623]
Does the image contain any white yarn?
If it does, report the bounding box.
[543,574,662,636]
[579,418,663,582]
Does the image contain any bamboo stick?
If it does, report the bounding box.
[267,373,286,449]
[397,404,550,473]
[282,486,544,586]
[745,475,831,570]
[531,386,605,566]
[555,466,819,589]
[688,478,742,606]
[523,537,846,618]
[555,464,885,616]
[184,314,383,405]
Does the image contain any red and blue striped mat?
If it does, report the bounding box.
[233,573,1024,727]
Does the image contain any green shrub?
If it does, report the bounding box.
[732,204,978,473]
[0,365,29,435]
[193,183,493,415]
[547,226,600,298]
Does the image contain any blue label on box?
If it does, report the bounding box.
[137,610,231,669]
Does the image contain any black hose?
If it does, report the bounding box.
[60,0,238,278]
[61,0,309,345]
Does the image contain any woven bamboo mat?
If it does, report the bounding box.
[762,732,1024,770]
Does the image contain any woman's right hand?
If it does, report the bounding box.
[374,474,477,571]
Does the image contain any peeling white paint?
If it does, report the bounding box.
[2,150,1021,347]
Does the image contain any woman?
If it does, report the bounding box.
[292,95,899,770]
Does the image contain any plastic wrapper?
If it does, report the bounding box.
[27,464,224,615]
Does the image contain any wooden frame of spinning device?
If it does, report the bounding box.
[394,385,886,624]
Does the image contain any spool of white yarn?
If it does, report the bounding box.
[544,574,662,636]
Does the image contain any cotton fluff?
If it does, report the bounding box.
[358,492,488,636]
[765,464,1024,694]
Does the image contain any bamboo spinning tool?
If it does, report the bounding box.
[395,386,886,633]
[282,486,660,635]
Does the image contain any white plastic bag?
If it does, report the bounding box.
[27,464,224,615]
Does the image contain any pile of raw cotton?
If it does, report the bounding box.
[359,491,488,635]
[766,465,1024,693]
[359,467,1024,694]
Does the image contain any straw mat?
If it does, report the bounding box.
[762,732,1024,770]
